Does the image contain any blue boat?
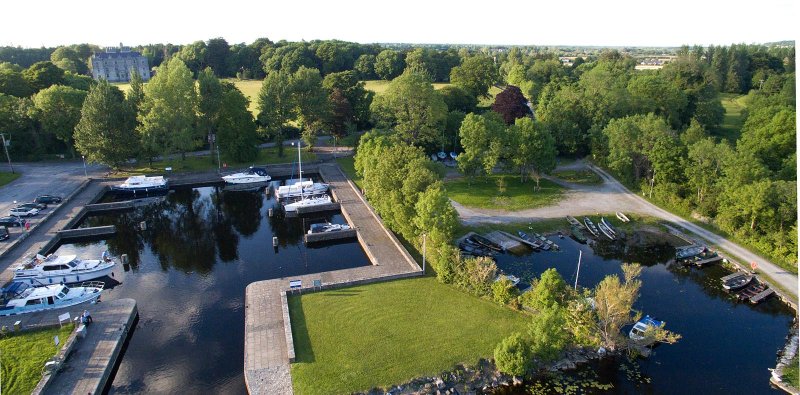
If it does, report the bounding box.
[629,315,664,342]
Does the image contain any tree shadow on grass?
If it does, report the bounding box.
[288,295,315,364]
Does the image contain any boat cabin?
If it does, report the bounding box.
[6,285,70,308]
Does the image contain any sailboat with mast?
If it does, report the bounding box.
[275,142,329,199]
[284,140,332,213]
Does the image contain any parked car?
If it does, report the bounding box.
[9,207,39,217]
[34,195,63,204]
[0,216,23,227]
[17,202,47,210]
[0,226,8,241]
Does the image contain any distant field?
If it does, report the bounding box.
[445,174,563,211]
[719,93,747,141]
[225,79,262,115]
[363,79,450,94]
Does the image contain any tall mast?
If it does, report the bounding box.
[298,140,303,200]
[574,250,582,290]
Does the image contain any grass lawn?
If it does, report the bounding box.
[0,324,74,394]
[225,79,263,115]
[783,355,799,388]
[445,174,563,211]
[117,146,315,175]
[552,169,602,185]
[363,80,450,94]
[719,93,747,141]
[0,171,21,187]
[335,156,362,190]
[289,276,529,394]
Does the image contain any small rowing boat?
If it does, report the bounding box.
[597,221,615,240]
[583,217,599,237]
[616,212,630,222]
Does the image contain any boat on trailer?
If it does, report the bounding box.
[583,217,600,237]
[616,212,630,222]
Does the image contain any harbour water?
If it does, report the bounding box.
[56,183,371,394]
[494,230,795,394]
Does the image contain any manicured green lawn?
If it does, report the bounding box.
[552,169,602,185]
[719,93,747,142]
[0,171,21,187]
[0,324,74,394]
[335,156,362,190]
[118,146,315,175]
[289,276,528,394]
[225,79,263,115]
[445,174,563,211]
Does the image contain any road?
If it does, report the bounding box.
[0,161,107,251]
[453,160,798,299]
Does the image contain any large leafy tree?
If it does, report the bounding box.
[256,69,294,136]
[508,117,557,186]
[0,69,33,97]
[536,82,591,155]
[494,333,531,377]
[74,81,138,168]
[603,113,682,186]
[492,85,531,125]
[22,61,64,92]
[32,85,87,157]
[50,46,88,75]
[217,82,258,162]
[736,104,796,176]
[370,69,447,147]
[450,54,499,98]
[457,112,507,177]
[205,37,231,76]
[354,54,377,80]
[439,85,477,113]
[289,66,329,144]
[322,70,373,128]
[373,49,405,80]
[137,57,199,160]
[327,88,352,138]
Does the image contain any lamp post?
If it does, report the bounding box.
[0,133,13,174]
[422,232,427,274]
[82,155,87,178]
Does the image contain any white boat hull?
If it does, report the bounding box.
[0,286,103,317]
[14,262,116,286]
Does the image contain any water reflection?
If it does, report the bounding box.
[58,185,370,394]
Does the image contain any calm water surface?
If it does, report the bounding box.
[56,183,370,394]
[494,233,794,394]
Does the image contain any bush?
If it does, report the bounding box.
[494,332,532,377]
[492,278,519,305]
[529,306,571,362]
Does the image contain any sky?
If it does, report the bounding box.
[1,0,796,48]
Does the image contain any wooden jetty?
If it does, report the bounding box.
[304,229,357,244]
[84,201,135,213]
[737,281,768,302]
[484,231,525,253]
[750,288,775,304]
[57,226,117,241]
[694,255,723,267]
[499,231,539,250]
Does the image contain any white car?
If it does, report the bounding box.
[9,207,40,217]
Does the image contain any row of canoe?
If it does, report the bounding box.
[567,215,622,241]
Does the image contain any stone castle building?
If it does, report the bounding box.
[90,44,150,82]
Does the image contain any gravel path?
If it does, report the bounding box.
[453,160,798,298]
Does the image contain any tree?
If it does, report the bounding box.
[125,70,145,126]
[205,37,231,76]
[492,277,519,305]
[62,72,94,91]
[22,61,64,92]
[217,83,258,162]
[457,113,506,178]
[627,73,687,129]
[439,85,478,113]
[450,54,499,98]
[256,69,294,137]
[522,268,571,311]
[509,117,557,186]
[74,81,138,168]
[354,54,377,79]
[197,68,224,163]
[32,85,87,157]
[374,49,405,80]
[322,70,373,128]
[327,88,352,138]
[461,256,497,296]
[737,104,796,176]
[492,85,531,125]
[413,183,459,277]
[290,66,329,144]
[370,69,447,146]
[137,57,199,160]
[529,306,571,362]
[685,138,729,211]
[175,40,207,74]
[494,333,531,377]
[536,82,591,155]
[0,69,33,97]
[50,47,88,75]
[593,263,642,352]
[603,114,681,186]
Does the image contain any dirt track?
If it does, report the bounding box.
[453,160,798,299]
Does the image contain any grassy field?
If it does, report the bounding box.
[552,169,602,185]
[335,156,362,190]
[363,79,450,94]
[719,93,747,141]
[445,174,563,211]
[783,355,799,388]
[225,79,262,115]
[0,324,74,394]
[0,171,21,187]
[117,146,315,175]
[289,276,528,394]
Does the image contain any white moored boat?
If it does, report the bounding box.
[0,282,104,317]
[616,211,630,222]
[285,195,332,212]
[275,180,329,199]
[222,167,271,184]
[307,222,351,234]
[111,175,168,194]
[13,252,117,285]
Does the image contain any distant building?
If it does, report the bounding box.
[90,44,150,82]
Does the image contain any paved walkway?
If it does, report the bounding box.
[244,163,421,395]
[452,160,798,299]
[43,299,137,395]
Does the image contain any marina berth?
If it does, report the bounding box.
[0,282,104,316]
[13,252,117,285]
